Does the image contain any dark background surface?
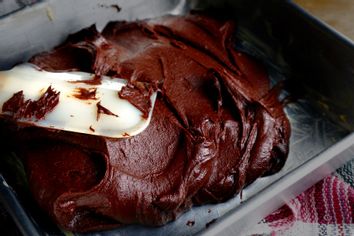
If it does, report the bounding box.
[0,3,36,236]
[0,202,21,235]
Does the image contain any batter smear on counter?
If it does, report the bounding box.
[0,13,290,232]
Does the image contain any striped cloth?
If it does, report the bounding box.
[246,159,354,236]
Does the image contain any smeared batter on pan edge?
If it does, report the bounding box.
[3,13,290,232]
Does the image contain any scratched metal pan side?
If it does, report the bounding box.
[0,0,182,69]
[0,0,353,236]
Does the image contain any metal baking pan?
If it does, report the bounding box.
[0,0,354,235]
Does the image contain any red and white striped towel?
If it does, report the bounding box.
[246,160,354,236]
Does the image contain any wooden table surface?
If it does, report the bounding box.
[294,0,354,40]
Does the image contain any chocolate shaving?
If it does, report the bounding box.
[72,88,97,100]
[89,126,95,132]
[96,101,118,120]
[2,86,60,120]
[118,82,154,119]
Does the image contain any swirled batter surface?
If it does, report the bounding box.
[1,13,290,232]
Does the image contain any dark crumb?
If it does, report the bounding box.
[186,220,195,227]
[206,219,217,228]
[89,126,95,132]
[111,4,121,12]
[70,115,74,117]
[96,101,119,121]
[122,133,130,137]
[208,209,211,213]
[72,88,97,100]
[98,4,121,12]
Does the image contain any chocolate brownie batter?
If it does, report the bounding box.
[0,13,290,232]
